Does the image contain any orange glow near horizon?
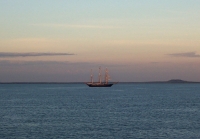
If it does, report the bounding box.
[1,1,200,82]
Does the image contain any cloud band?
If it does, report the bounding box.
[0,52,74,58]
[168,52,200,58]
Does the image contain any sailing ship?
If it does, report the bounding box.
[86,67,117,87]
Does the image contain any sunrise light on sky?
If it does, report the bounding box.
[0,0,200,82]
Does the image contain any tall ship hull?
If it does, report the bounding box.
[86,67,117,87]
[86,83,113,87]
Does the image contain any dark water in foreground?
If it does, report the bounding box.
[0,83,200,139]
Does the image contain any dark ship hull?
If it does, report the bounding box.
[86,83,113,87]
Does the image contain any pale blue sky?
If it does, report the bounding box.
[1,0,200,38]
[0,0,200,82]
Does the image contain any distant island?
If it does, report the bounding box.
[141,79,200,83]
[120,79,200,84]
[166,79,190,83]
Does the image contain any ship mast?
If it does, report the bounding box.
[90,69,93,83]
[104,68,107,84]
[105,68,109,84]
[99,67,102,84]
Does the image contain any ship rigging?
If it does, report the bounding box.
[86,67,117,87]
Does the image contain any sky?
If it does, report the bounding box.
[0,0,200,82]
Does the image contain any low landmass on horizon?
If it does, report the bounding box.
[0,79,200,84]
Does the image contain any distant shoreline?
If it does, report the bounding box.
[1,80,200,84]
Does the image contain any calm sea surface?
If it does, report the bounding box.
[0,83,200,139]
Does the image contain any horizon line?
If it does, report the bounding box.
[1,80,200,84]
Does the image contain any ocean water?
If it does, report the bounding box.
[0,83,200,139]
